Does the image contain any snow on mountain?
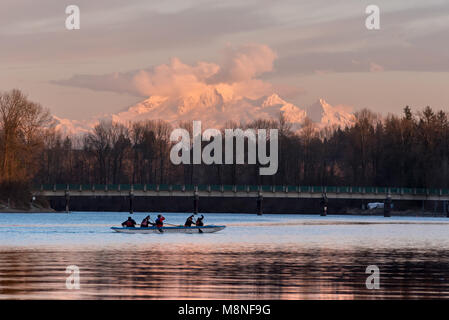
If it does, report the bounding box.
[53,116,96,136]
[109,92,310,130]
[53,94,354,135]
[305,98,355,129]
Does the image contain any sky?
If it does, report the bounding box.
[0,0,448,120]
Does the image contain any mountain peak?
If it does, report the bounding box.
[306,99,354,127]
[54,94,355,135]
[262,93,286,107]
[318,98,328,105]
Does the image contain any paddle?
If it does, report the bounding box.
[147,219,163,232]
[164,223,180,226]
[147,218,166,232]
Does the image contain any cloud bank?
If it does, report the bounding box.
[55,44,286,103]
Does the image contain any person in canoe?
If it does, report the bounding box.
[122,217,137,228]
[140,215,151,228]
[184,215,195,227]
[195,215,205,227]
[155,214,165,228]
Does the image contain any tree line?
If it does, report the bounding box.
[0,90,51,206]
[1,89,449,206]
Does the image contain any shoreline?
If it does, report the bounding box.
[0,204,56,214]
[345,208,448,217]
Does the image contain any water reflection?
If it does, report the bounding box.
[1,244,449,299]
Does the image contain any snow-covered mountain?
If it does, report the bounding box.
[54,94,354,135]
[306,98,355,128]
[53,116,95,136]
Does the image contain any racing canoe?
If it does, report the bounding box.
[111,225,226,234]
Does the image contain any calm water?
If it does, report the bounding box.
[1,212,449,299]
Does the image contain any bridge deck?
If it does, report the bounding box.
[33,184,449,201]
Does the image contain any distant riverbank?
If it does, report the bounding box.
[2,196,447,217]
[0,201,55,213]
[346,208,447,217]
[41,195,447,217]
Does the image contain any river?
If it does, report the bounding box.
[1,212,449,299]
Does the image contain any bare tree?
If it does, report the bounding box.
[0,89,51,183]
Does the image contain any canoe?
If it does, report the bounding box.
[111,225,226,234]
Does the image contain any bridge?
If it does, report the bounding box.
[33,184,449,216]
[33,184,449,200]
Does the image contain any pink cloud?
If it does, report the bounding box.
[55,43,301,107]
[209,43,277,83]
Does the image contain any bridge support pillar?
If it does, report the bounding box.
[64,190,70,213]
[257,193,263,216]
[384,196,392,217]
[320,194,328,216]
[443,200,449,218]
[193,192,199,214]
[129,191,134,214]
